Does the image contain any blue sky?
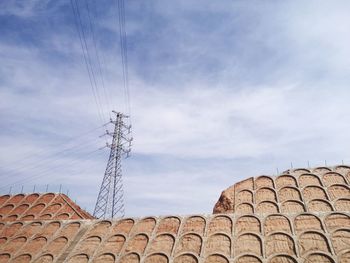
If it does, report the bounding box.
[1,0,350,217]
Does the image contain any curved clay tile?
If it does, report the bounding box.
[339,251,350,263]
[278,187,302,202]
[256,201,279,214]
[235,255,262,263]
[294,213,323,233]
[1,222,23,237]
[255,187,277,203]
[173,253,198,263]
[0,195,10,206]
[181,216,206,235]
[207,215,232,235]
[175,233,202,256]
[265,232,296,256]
[292,169,311,176]
[268,255,297,263]
[68,253,89,263]
[313,167,332,175]
[298,174,323,187]
[323,172,347,186]
[7,194,25,205]
[125,233,149,254]
[45,236,68,256]
[12,253,32,263]
[276,175,298,188]
[281,200,305,214]
[328,185,350,200]
[0,253,10,262]
[92,253,115,263]
[325,212,350,232]
[235,203,254,215]
[298,231,331,255]
[156,216,180,235]
[331,229,350,254]
[148,233,175,255]
[98,234,125,255]
[131,217,156,235]
[33,254,54,263]
[303,186,328,202]
[335,198,350,211]
[264,214,292,235]
[303,252,335,263]
[255,176,275,189]
[204,234,231,257]
[234,233,262,257]
[235,215,261,235]
[204,254,229,263]
[119,252,140,263]
[144,253,169,263]
[307,199,333,213]
[236,190,253,204]
[113,218,134,235]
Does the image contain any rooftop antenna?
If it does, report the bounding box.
[93,111,132,219]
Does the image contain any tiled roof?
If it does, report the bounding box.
[213,165,350,215]
[0,165,349,263]
[0,212,350,262]
[0,193,94,222]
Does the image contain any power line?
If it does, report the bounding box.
[0,148,105,191]
[0,136,103,180]
[84,0,113,117]
[0,123,106,170]
[115,0,132,121]
[70,0,107,123]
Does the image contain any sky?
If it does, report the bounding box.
[1,0,350,217]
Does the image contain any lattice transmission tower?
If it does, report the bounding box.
[93,111,132,219]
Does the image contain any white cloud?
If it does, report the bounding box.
[1,0,350,216]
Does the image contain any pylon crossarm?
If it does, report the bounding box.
[93,111,132,219]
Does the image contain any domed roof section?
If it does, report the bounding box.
[213,165,350,215]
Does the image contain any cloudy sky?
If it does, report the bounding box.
[1,0,350,217]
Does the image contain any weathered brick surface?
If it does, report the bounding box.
[0,165,349,262]
[0,193,93,223]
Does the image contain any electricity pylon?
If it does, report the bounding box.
[93,111,132,219]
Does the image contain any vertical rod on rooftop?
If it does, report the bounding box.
[59,184,62,193]
[9,186,12,194]
[307,161,310,168]
[21,186,23,193]
[33,185,36,192]
[46,184,49,192]
[290,162,293,169]
[325,160,327,166]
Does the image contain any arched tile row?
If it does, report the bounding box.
[1,211,348,262]
[229,167,350,216]
[0,193,93,222]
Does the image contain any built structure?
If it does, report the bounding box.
[0,165,350,262]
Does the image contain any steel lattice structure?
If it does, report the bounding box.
[93,111,132,219]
